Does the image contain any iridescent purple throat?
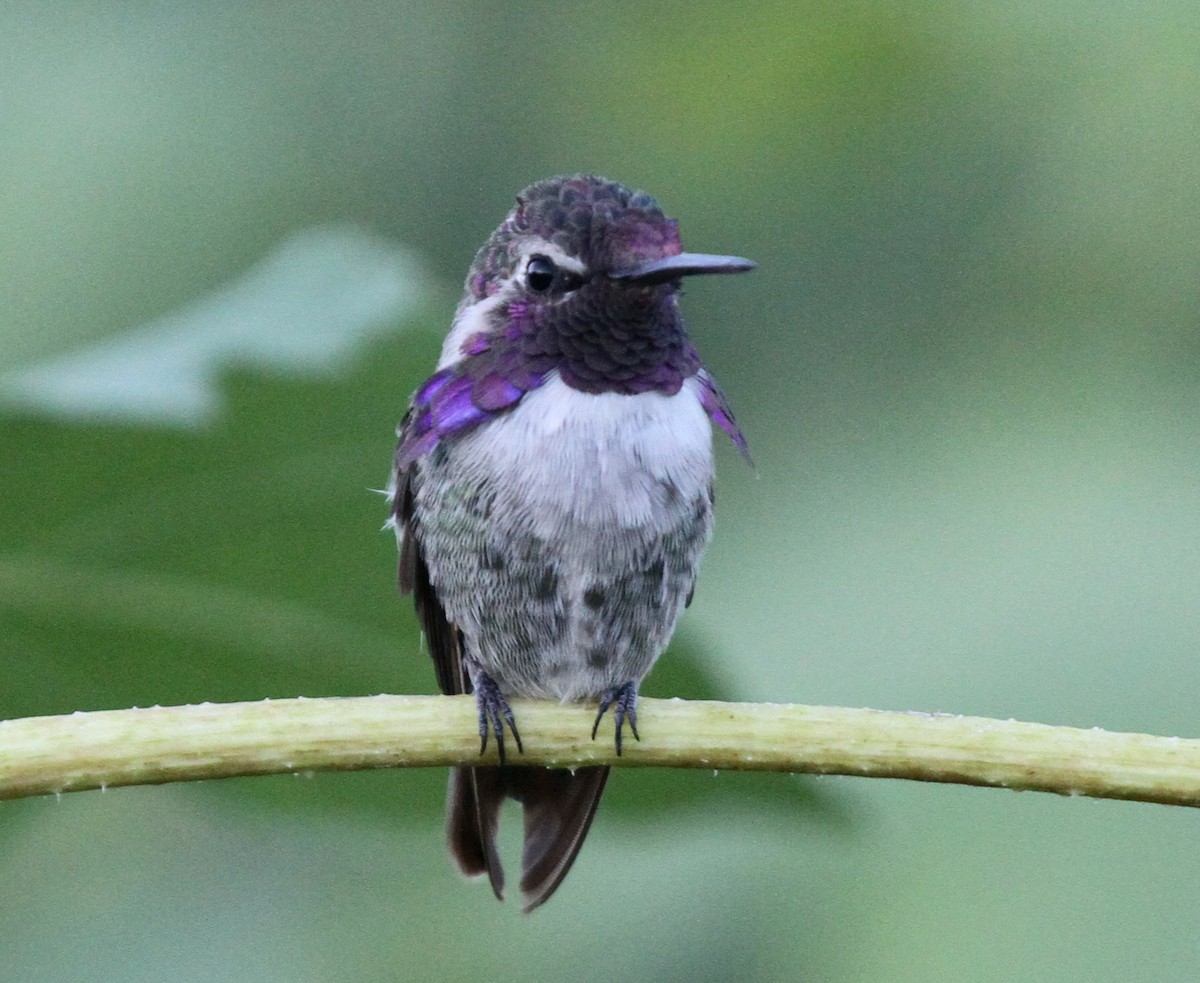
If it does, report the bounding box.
[396,310,748,468]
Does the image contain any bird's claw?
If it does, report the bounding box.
[472,669,523,764]
[591,681,640,755]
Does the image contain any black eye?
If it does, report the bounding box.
[526,255,557,292]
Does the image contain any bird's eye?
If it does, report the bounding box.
[526,255,557,292]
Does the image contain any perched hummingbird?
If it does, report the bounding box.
[389,175,752,911]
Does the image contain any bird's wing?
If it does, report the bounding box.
[392,409,466,697]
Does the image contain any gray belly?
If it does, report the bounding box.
[413,421,714,701]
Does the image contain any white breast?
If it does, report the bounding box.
[464,372,715,538]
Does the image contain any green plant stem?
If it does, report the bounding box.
[1,696,1197,806]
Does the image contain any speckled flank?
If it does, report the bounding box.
[409,374,715,700]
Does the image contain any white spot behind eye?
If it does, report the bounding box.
[517,239,586,276]
[438,239,588,369]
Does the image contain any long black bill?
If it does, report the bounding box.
[608,252,756,285]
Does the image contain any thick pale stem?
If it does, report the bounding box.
[0,696,1197,807]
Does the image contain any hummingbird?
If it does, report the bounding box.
[388,174,752,911]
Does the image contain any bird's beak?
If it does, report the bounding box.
[608,252,756,285]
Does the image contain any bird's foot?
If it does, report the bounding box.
[591,681,640,756]
[470,667,523,764]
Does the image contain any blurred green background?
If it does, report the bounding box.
[3,1,1199,980]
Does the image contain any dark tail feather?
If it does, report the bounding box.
[447,766,506,899]
[446,765,610,912]
[516,765,609,913]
